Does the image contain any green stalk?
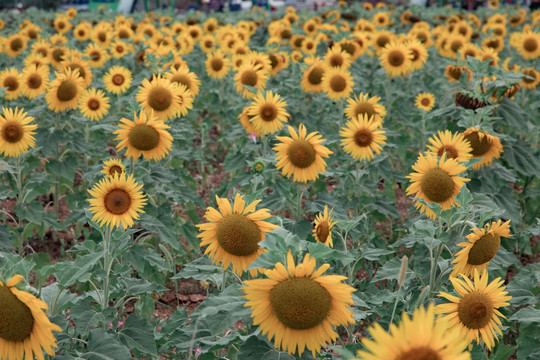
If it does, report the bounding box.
[102,227,113,309]
[428,243,445,299]
[296,185,304,220]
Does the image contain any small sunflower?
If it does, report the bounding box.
[243,251,355,356]
[20,64,50,99]
[415,92,436,111]
[205,50,230,79]
[87,173,147,230]
[5,34,27,57]
[345,92,387,123]
[79,88,110,121]
[451,220,511,278]
[0,68,22,100]
[406,40,429,71]
[114,110,173,161]
[247,91,289,135]
[301,60,329,93]
[45,69,85,112]
[379,41,412,77]
[426,130,472,162]
[136,75,190,121]
[103,66,133,95]
[196,193,278,275]
[462,128,503,169]
[273,124,333,183]
[101,158,125,177]
[354,303,471,360]
[517,31,540,60]
[0,275,62,360]
[324,46,352,70]
[166,64,200,97]
[321,67,354,100]
[406,152,470,219]
[0,107,37,157]
[85,43,110,68]
[234,63,268,99]
[313,205,338,247]
[437,270,512,350]
[340,115,386,162]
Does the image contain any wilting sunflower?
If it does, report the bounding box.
[321,67,354,100]
[340,115,387,161]
[242,251,355,356]
[354,303,471,360]
[345,92,387,123]
[196,193,278,275]
[20,64,50,99]
[0,107,37,157]
[136,75,190,121]
[205,50,230,79]
[445,65,473,83]
[114,110,173,161]
[426,130,472,162]
[462,128,503,169]
[301,60,329,93]
[451,220,511,278]
[166,64,200,97]
[103,66,133,95]
[101,158,125,177]
[406,152,469,219]
[379,41,412,77]
[313,205,337,247]
[247,91,289,135]
[521,67,540,90]
[87,173,147,230]
[45,69,85,112]
[415,92,435,111]
[0,275,62,360]
[79,88,110,121]
[437,270,511,350]
[234,62,268,99]
[0,68,22,101]
[273,124,332,183]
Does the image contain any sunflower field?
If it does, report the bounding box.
[0,1,539,359]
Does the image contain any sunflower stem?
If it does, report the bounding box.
[428,243,445,299]
[389,286,402,326]
[220,270,228,291]
[102,226,113,309]
[14,156,24,203]
[296,184,304,220]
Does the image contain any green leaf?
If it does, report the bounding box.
[117,314,157,356]
[41,283,77,315]
[508,306,540,324]
[82,328,132,360]
[507,263,540,307]
[122,278,168,296]
[372,257,413,284]
[0,225,13,252]
[490,344,516,360]
[503,143,540,177]
[307,242,356,265]
[172,256,223,286]
[54,252,104,287]
[236,335,297,360]
[14,201,43,225]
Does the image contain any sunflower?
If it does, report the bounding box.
[103,66,133,95]
[273,124,332,183]
[462,128,503,169]
[0,68,22,100]
[20,64,50,99]
[460,43,481,60]
[426,130,472,162]
[406,40,428,71]
[415,92,435,111]
[354,303,471,360]
[313,205,338,247]
[79,88,110,121]
[324,46,352,70]
[451,220,511,278]
[5,34,27,57]
[301,60,329,93]
[445,65,472,83]
[73,23,91,41]
[0,107,37,157]
[45,69,85,112]
[372,31,396,54]
[380,41,412,77]
[479,47,499,67]
[205,50,230,79]
[238,107,262,139]
[136,75,191,121]
[340,115,387,162]
[114,110,173,161]
[242,251,355,356]
[321,67,354,100]
[62,57,93,88]
[521,67,540,90]
[101,158,125,177]
[345,92,387,123]
[110,41,133,59]
[87,173,147,230]
[0,275,62,360]
[406,152,470,219]
[247,91,289,135]
[196,193,278,275]
[84,43,110,68]
[234,63,269,99]
[437,270,512,350]
[166,64,200,97]
[24,53,50,68]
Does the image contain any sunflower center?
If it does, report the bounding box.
[97,32,107,42]
[104,189,132,215]
[10,38,23,51]
[388,50,405,67]
[0,285,35,342]
[457,292,493,329]
[90,51,101,61]
[52,48,65,62]
[316,220,330,243]
[355,102,376,118]
[396,347,442,360]
[523,38,538,53]
[308,66,324,85]
[119,29,129,38]
[377,35,390,48]
[216,213,261,256]
[269,54,279,69]
[4,76,19,91]
[341,43,355,56]
[410,48,420,62]
[28,30,37,39]
[421,98,430,106]
[87,98,101,111]
[329,54,344,67]
[2,122,24,143]
[210,58,224,71]
[148,86,173,112]
[27,73,42,89]
[420,168,455,203]
[449,67,463,80]
[115,45,124,53]
[128,124,160,151]
[450,40,463,53]
[269,277,332,330]
[355,129,374,147]
[467,233,501,265]
[522,70,536,84]
[108,165,123,176]
[437,146,458,159]
[171,74,191,90]
[57,80,78,102]
[112,74,125,86]
[329,74,347,92]
[287,140,316,169]
[260,104,277,121]
[241,70,258,87]
[463,132,492,157]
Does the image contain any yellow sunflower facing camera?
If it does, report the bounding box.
[247,90,289,135]
[0,107,38,158]
[340,114,386,162]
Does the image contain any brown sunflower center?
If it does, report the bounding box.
[148,86,173,112]
[467,233,500,265]
[396,347,442,360]
[308,66,324,85]
[260,104,277,122]
[241,70,258,87]
[376,35,390,48]
[57,80,78,102]
[52,48,65,63]
[457,292,493,329]
[104,189,132,215]
[269,54,279,69]
[87,98,101,111]
[269,277,332,330]
[355,102,376,118]
[448,66,463,80]
[388,50,405,67]
[119,29,130,39]
[216,213,261,256]
[523,38,538,53]
[128,124,160,151]
[108,165,123,176]
[97,32,107,42]
[354,129,373,147]
[329,54,344,67]
[3,76,19,91]
[115,45,124,53]
[287,139,316,169]
[329,74,347,92]
[10,38,23,52]
[341,43,355,56]
[450,40,464,53]
[0,285,35,342]
[90,51,101,61]
[410,48,420,62]
[112,74,125,86]
[316,220,330,243]
[2,122,24,143]
[37,48,48,57]
[421,98,430,106]
[420,168,455,203]
[171,74,191,90]
[27,73,42,89]
[463,132,492,157]
[210,58,224,71]
[437,146,458,159]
